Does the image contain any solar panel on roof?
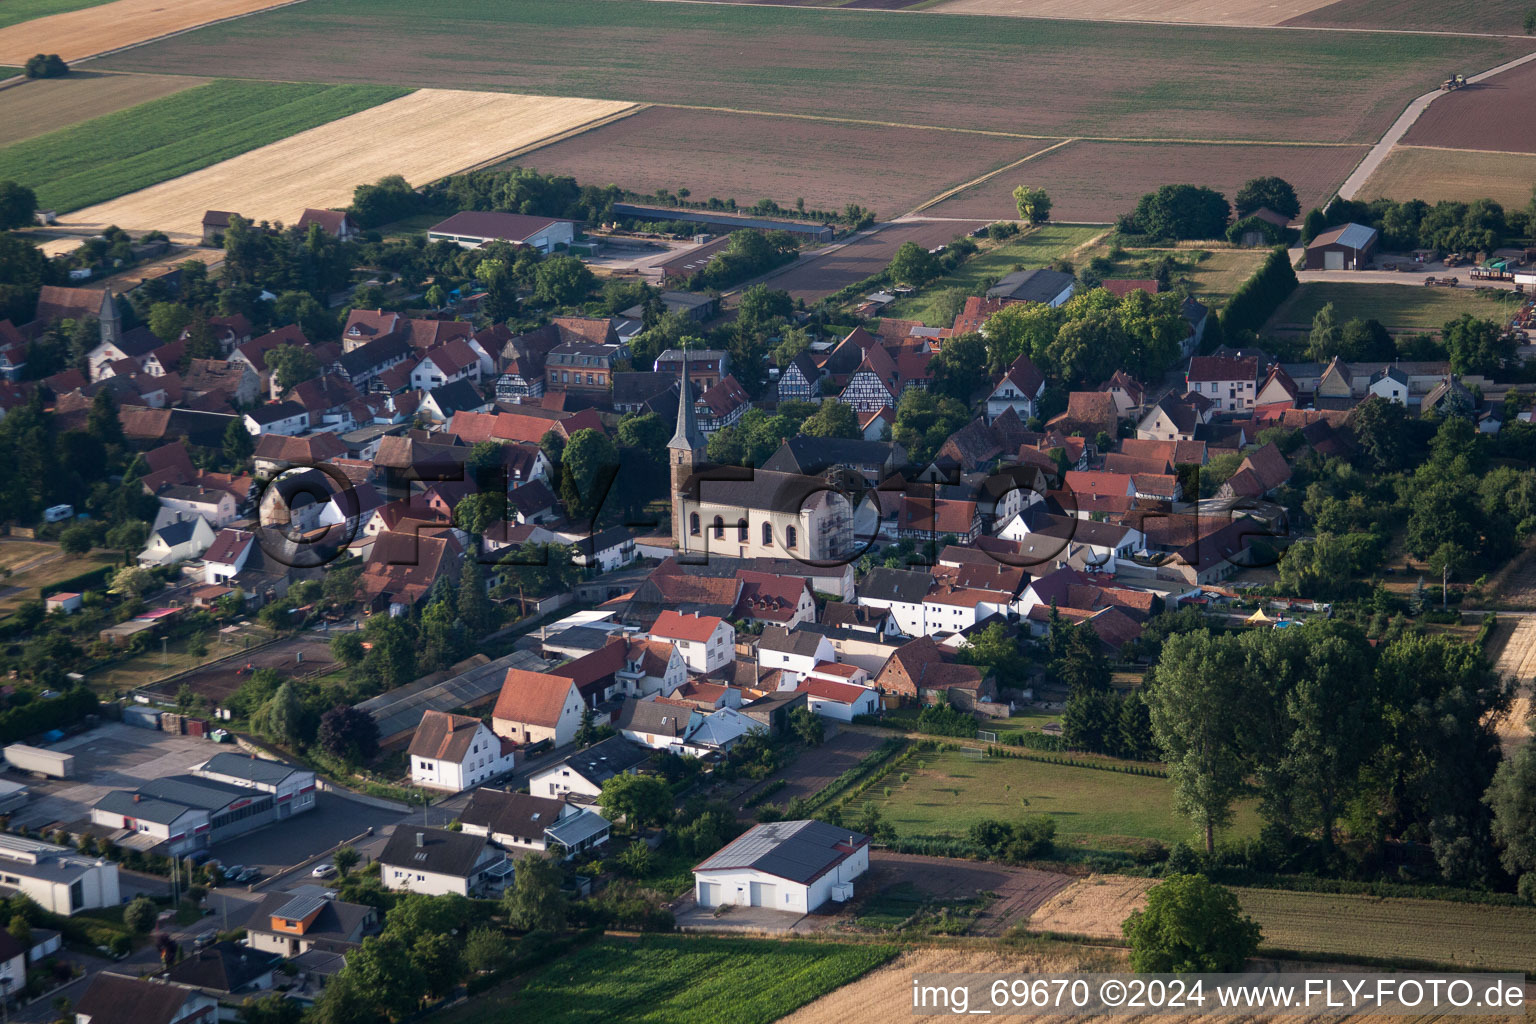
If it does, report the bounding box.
[274,894,326,921]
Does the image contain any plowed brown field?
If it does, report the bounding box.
[1403,61,1536,154]
[0,0,296,63]
[927,141,1367,222]
[58,90,637,242]
[927,0,1335,26]
[0,71,207,146]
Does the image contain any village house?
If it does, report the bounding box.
[492,669,585,747]
[296,207,360,240]
[797,677,880,721]
[757,626,837,684]
[379,826,510,897]
[460,789,611,858]
[527,735,650,802]
[649,610,735,673]
[872,634,996,707]
[244,890,378,958]
[985,353,1047,423]
[408,710,518,792]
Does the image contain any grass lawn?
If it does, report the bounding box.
[983,710,1063,738]
[1074,244,1268,310]
[0,0,115,30]
[0,545,118,620]
[870,749,1260,853]
[440,936,897,1024]
[882,224,1104,325]
[1267,282,1522,332]
[1235,887,1536,972]
[86,623,274,696]
[0,79,407,212]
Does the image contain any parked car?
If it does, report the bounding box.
[236,867,260,883]
[311,863,336,878]
[220,864,245,882]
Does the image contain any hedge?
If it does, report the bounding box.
[801,737,913,814]
[985,744,1169,778]
[0,688,97,745]
[39,563,115,598]
[1219,245,1298,334]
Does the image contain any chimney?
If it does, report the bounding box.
[415,832,424,847]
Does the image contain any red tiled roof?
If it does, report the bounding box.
[797,678,871,704]
[651,609,727,643]
[493,670,578,727]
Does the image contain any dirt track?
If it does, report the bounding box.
[927,0,1336,26]
[0,0,296,63]
[57,90,639,242]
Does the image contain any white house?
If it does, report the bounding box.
[459,789,611,860]
[1368,365,1409,405]
[1185,354,1259,413]
[0,931,25,1002]
[682,707,765,753]
[527,736,650,803]
[756,626,836,685]
[0,834,120,915]
[378,827,511,898]
[492,670,585,748]
[408,710,517,792]
[410,340,481,391]
[156,485,237,529]
[243,402,311,436]
[616,696,703,751]
[139,515,216,566]
[572,526,637,574]
[202,529,254,584]
[855,567,932,637]
[985,353,1046,424]
[614,637,687,699]
[693,819,870,914]
[796,678,879,722]
[648,610,734,673]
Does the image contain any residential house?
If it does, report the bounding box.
[1368,365,1409,405]
[649,610,734,673]
[872,634,996,707]
[295,208,359,240]
[252,431,346,477]
[492,670,584,747]
[1137,394,1213,441]
[573,526,637,573]
[379,827,510,897]
[733,571,815,628]
[202,529,255,584]
[164,942,278,1002]
[693,375,751,434]
[419,379,491,423]
[616,696,703,750]
[244,891,378,957]
[986,268,1075,306]
[655,348,730,390]
[693,820,869,913]
[408,710,517,792]
[181,358,260,407]
[545,339,626,395]
[760,436,904,485]
[1216,442,1291,500]
[1047,391,1118,439]
[71,973,216,1024]
[797,678,880,721]
[1186,354,1260,413]
[242,401,310,437]
[460,790,610,859]
[410,339,482,391]
[139,515,216,566]
[1099,371,1147,419]
[857,566,933,636]
[985,353,1046,423]
[757,626,836,684]
[775,352,822,403]
[86,326,161,382]
[527,736,650,802]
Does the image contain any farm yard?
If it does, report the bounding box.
[94,0,1531,145]
[0,80,406,213]
[879,224,1106,324]
[1233,888,1536,972]
[1283,0,1534,34]
[438,936,897,1024]
[0,0,298,63]
[1402,60,1536,155]
[926,141,1368,224]
[0,72,211,148]
[925,0,1338,27]
[512,106,1057,221]
[57,90,639,242]
[766,219,990,302]
[860,748,1262,853]
[1355,146,1536,211]
[1266,282,1521,333]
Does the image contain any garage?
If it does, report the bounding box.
[749,881,776,907]
[693,819,872,916]
[1304,222,1379,271]
[1324,251,1344,271]
[697,882,720,908]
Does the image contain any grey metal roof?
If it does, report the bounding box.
[136,775,253,812]
[199,752,302,786]
[695,819,868,883]
[1310,222,1377,251]
[94,790,198,825]
[545,808,610,848]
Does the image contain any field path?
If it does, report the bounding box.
[1338,48,1536,199]
[57,90,638,242]
[0,0,304,64]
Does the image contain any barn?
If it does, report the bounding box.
[693,819,869,914]
[1305,223,1379,270]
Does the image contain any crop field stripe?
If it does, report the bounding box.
[0,0,117,31]
[456,103,652,175]
[0,80,407,212]
[905,137,1077,215]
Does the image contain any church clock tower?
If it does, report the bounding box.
[667,348,707,548]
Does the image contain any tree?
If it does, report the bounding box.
[533,255,595,306]
[7,913,30,946]
[503,853,566,931]
[958,620,1027,683]
[464,925,509,974]
[1305,301,1343,362]
[1012,185,1052,224]
[58,525,92,555]
[333,845,361,877]
[109,565,155,597]
[1123,874,1262,972]
[1146,631,1246,853]
[0,181,36,231]
[318,704,379,762]
[307,972,375,1024]
[410,932,463,999]
[1485,739,1536,877]
[223,418,254,464]
[1349,395,1412,472]
[888,241,940,286]
[1526,6,1536,32]
[1234,176,1300,219]
[330,631,364,666]
[560,427,619,521]
[1443,314,1517,375]
[789,707,825,746]
[272,291,335,343]
[266,342,321,393]
[252,681,305,748]
[457,554,490,634]
[598,772,672,831]
[345,935,427,1020]
[736,284,792,333]
[239,993,303,1024]
[798,399,861,439]
[123,895,157,933]
[1126,185,1230,241]
[22,53,67,78]
[147,302,194,345]
[87,388,123,447]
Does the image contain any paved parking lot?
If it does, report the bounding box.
[211,790,406,879]
[6,722,220,831]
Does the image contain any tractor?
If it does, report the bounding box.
[1441,73,1468,90]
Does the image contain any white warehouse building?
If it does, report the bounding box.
[693,819,869,915]
[0,834,120,916]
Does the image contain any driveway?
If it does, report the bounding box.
[673,894,832,935]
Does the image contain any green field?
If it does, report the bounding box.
[0,79,407,212]
[442,936,897,1024]
[1075,245,1269,310]
[0,67,18,78]
[882,225,1104,325]
[1236,888,1536,972]
[93,0,1529,145]
[1268,281,1521,331]
[0,0,115,30]
[869,749,1260,853]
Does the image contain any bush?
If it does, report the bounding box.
[1220,245,1299,334]
[1123,874,1261,972]
[23,54,68,79]
[1519,873,1536,905]
[123,896,157,933]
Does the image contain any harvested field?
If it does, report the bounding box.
[928,0,1336,27]
[1267,282,1520,332]
[1283,0,1533,34]
[1235,887,1536,971]
[765,219,989,302]
[60,90,638,242]
[780,948,1118,1024]
[0,71,209,147]
[1026,874,1156,939]
[1355,145,1536,211]
[1403,61,1536,154]
[513,106,1057,221]
[0,0,297,63]
[94,0,1531,144]
[1485,612,1536,754]
[927,140,1367,223]
[0,80,406,213]
[866,851,1074,936]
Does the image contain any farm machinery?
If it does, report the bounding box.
[1441,73,1468,90]
[1423,276,1460,287]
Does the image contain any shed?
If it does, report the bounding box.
[693,819,870,914]
[1305,223,1378,270]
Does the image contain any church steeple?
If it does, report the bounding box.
[668,347,707,550]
